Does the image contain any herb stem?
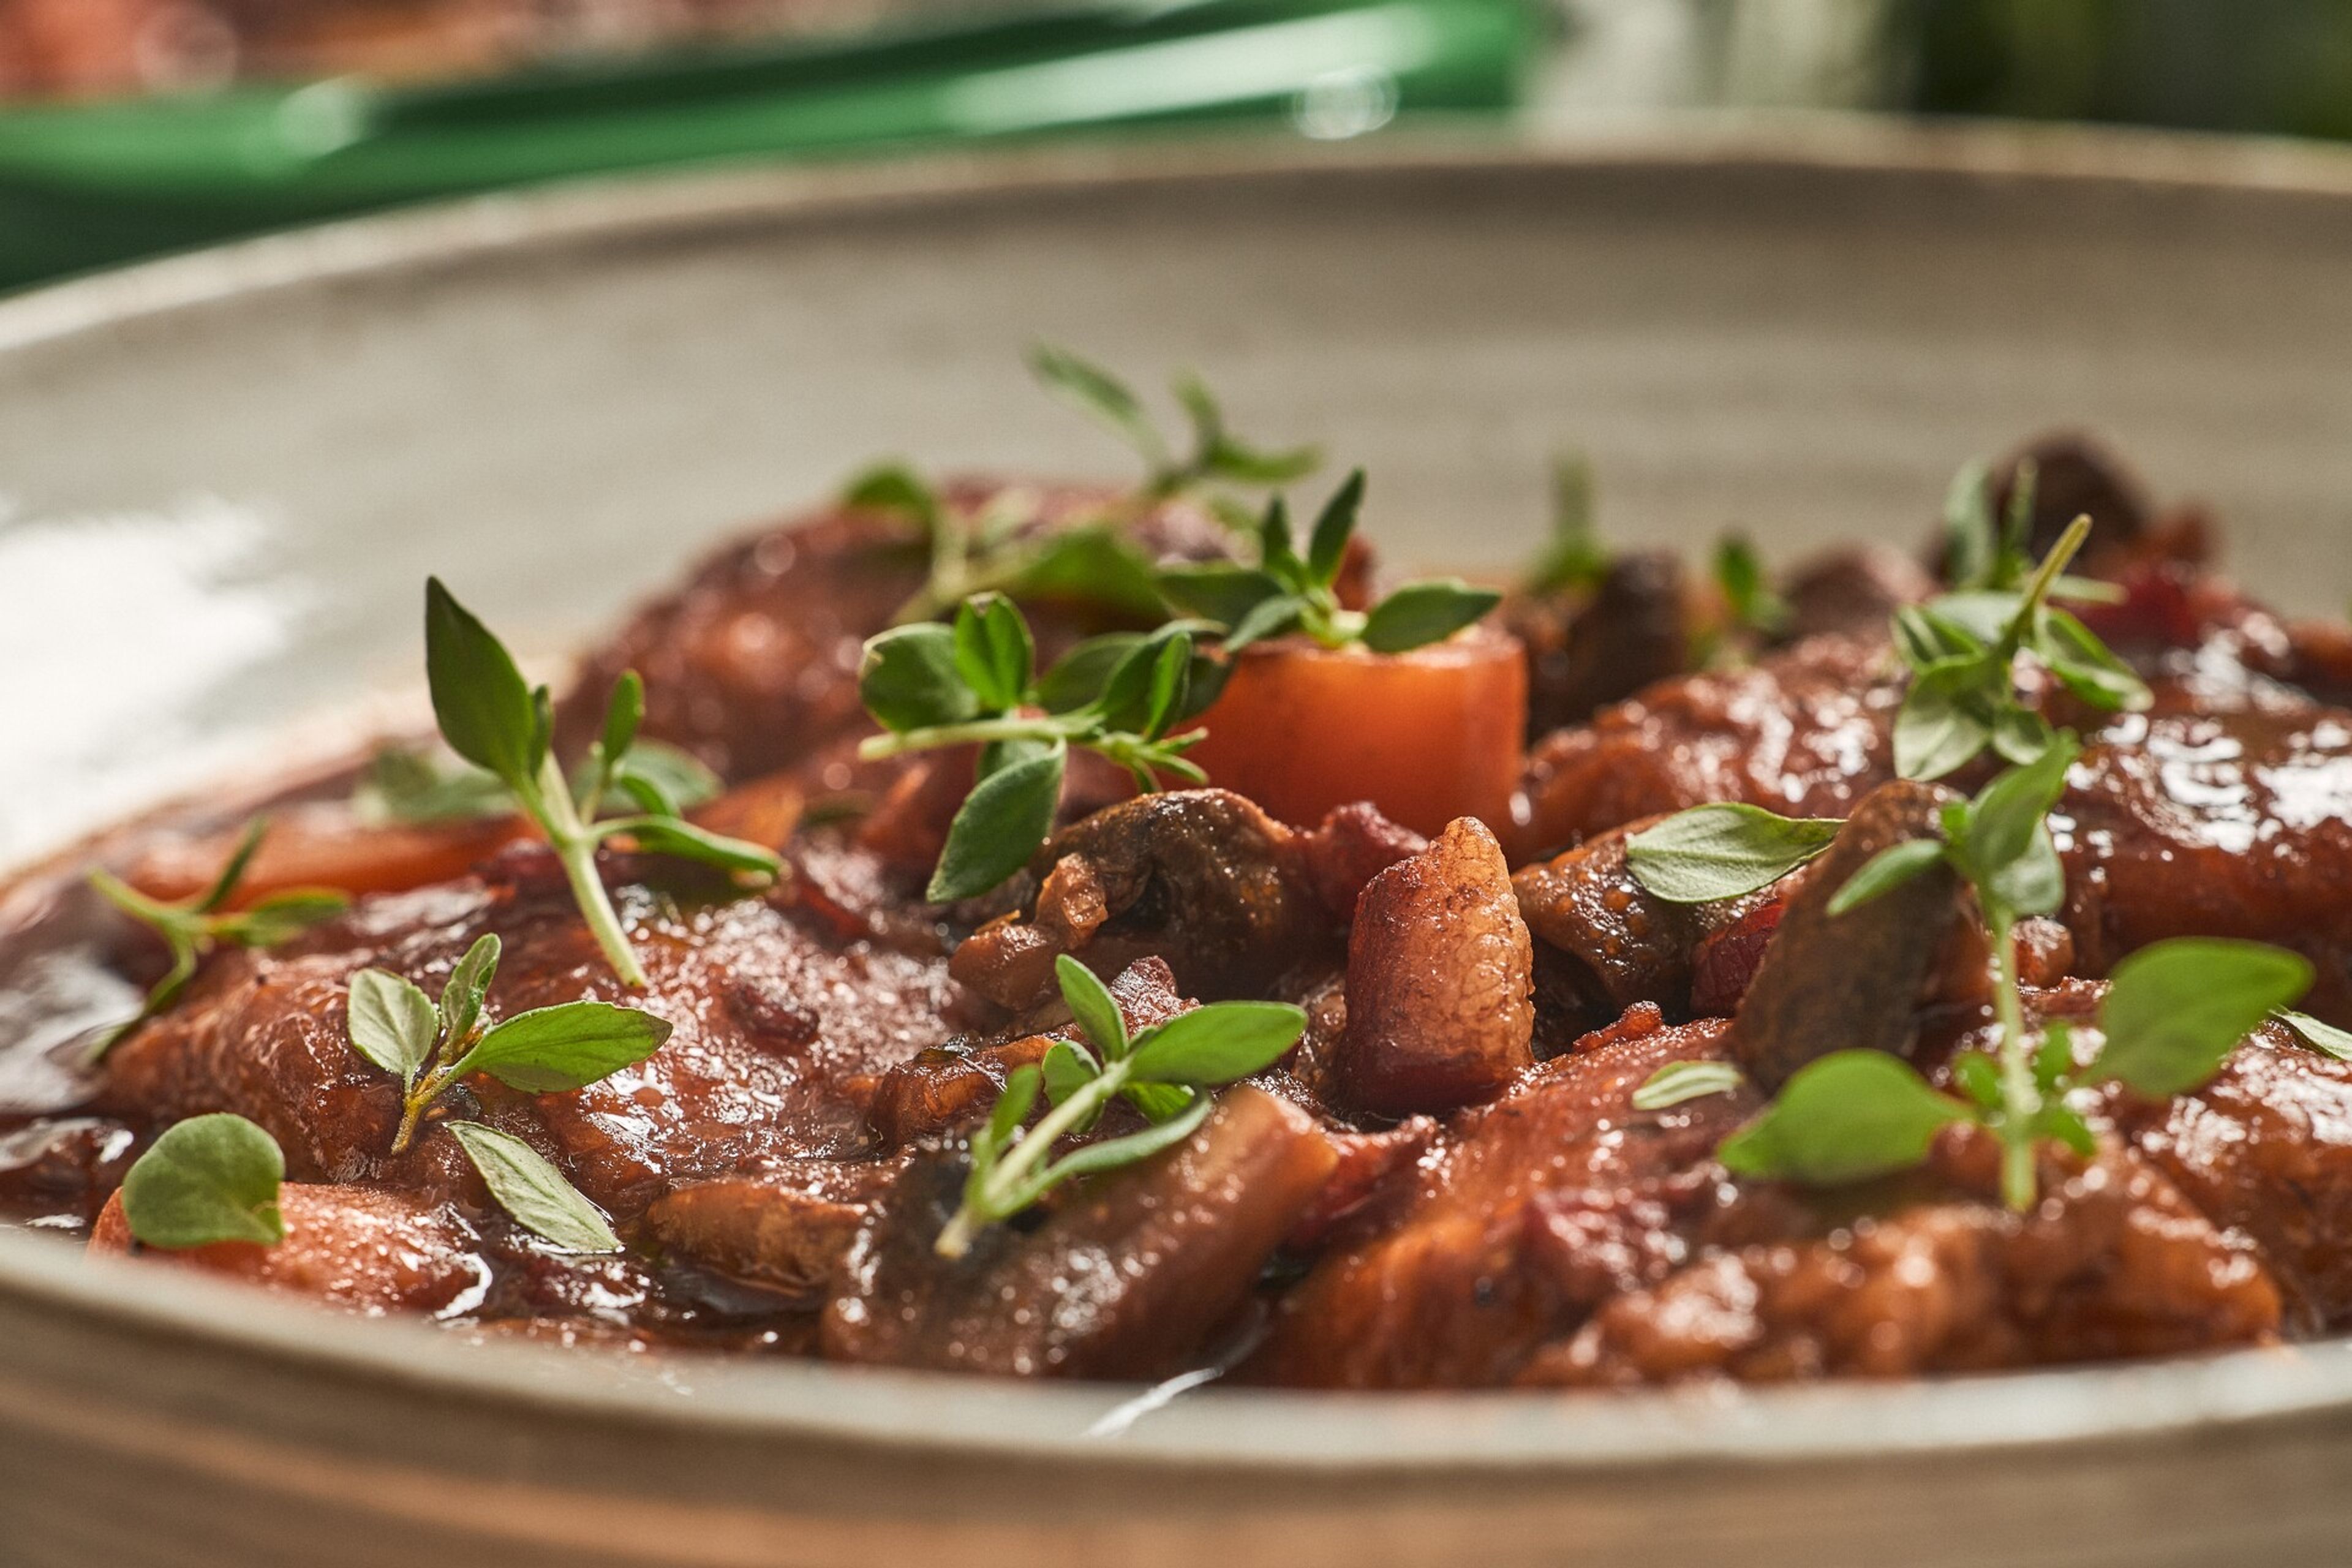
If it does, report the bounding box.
[529,753,648,989]
[856,713,1084,761]
[2000,514,2093,656]
[936,1061,1128,1261]
[1989,908,2038,1212]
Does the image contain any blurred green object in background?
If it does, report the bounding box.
[0,0,1539,293]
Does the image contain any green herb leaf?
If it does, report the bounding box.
[424,578,545,790]
[1040,1039,1101,1112]
[452,1001,673,1093]
[1158,564,1286,628]
[1224,592,1306,652]
[1125,1001,1307,1085]
[861,623,981,733]
[1036,633,1144,713]
[605,741,721,816]
[1713,534,1789,636]
[197,818,269,914]
[447,1121,619,1253]
[1055,952,1130,1061]
[1943,459,1999,592]
[439,933,500,1049]
[601,815,783,876]
[599,670,644,770]
[951,593,1035,712]
[1632,1060,1746,1111]
[1894,658,1997,782]
[346,968,439,1084]
[928,742,1066,903]
[1360,579,1502,654]
[1017,1095,1212,1200]
[119,1113,285,1250]
[1717,1050,1972,1186]
[1954,737,2078,908]
[1001,527,1167,621]
[842,462,941,523]
[1305,468,1365,586]
[2090,938,2315,1098]
[1625,804,1844,904]
[2278,1009,2352,1061]
[1826,837,1947,917]
[1028,343,1166,470]
[2038,608,2152,712]
[1522,453,1608,595]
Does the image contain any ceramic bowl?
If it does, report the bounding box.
[5,121,2352,1568]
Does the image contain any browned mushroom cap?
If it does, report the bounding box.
[1726,778,1962,1091]
[642,1179,867,1306]
[822,1086,1337,1379]
[1332,817,1536,1117]
[1985,433,2151,567]
[1515,551,1694,740]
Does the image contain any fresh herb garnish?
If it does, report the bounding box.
[119,1112,287,1250]
[1159,471,1501,655]
[934,954,1306,1259]
[1712,533,1790,639]
[345,932,655,1251]
[354,735,719,827]
[1623,803,1843,903]
[1895,511,2149,781]
[346,933,671,1156]
[1028,345,1319,501]
[2278,1008,2352,1061]
[1630,1059,1747,1112]
[445,1121,620,1253]
[86,818,348,1058]
[1717,1050,1968,1185]
[858,594,1212,901]
[1521,452,1608,597]
[423,579,780,987]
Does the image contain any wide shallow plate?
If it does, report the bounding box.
[4,121,2352,1567]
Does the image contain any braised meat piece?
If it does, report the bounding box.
[100,848,962,1222]
[1533,1128,2278,1385]
[948,791,1409,1014]
[556,484,1227,782]
[89,1182,489,1317]
[1251,1013,1757,1388]
[1509,551,1694,741]
[1779,545,1936,645]
[1516,635,1904,858]
[1330,818,1534,1117]
[824,1086,1336,1378]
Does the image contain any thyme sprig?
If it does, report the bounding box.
[1159,471,1501,655]
[1028,344,1319,502]
[86,818,348,1058]
[1627,747,2313,1210]
[423,579,780,987]
[935,954,1306,1259]
[858,594,1210,901]
[1896,511,2149,780]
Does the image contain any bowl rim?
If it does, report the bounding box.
[10,113,2352,1471]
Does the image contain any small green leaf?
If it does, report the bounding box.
[1632,1060,1746,1111]
[1258,496,1302,584]
[447,1121,619,1253]
[453,1001,674,1093]
[1121,1080,1197,1122]
[1125,1001,1306,1085]
[2036,609,2152,713]
[1713,534,1789,635]
[1028,343,1166,470]
[860,623,981,733]
[440,933,500,1047]
[1894,659,1996,781]
[1717,1050,1971,1186]
[2034,1019,2078,1092]
[1943,458,1997,592]
[1826,837,1947,917]
[605,815,782,876]
[1040,1039,1101,1111]
[1625,804,1844,905]
[1522,452,1608,596]
[346,968,439,1084]
[1305,468,1365,587]
[424,578,546,790]
[1981,821,2065,920]
[984,1065,1044,1161]
[1001,527,1167,620]
[1158,564,1285,628]
[2090,938,2315,1098]
[951,593,1034,713]
[224,890,349,948]
[1055,952,1130,1060]
[605,741,721,816]
[599,671,644,768]
[1360,579,1502,655]
[2278,1009,2352,1061]
[197,818,270,914]
[1036,634,1143,713]
[842,462,941,524]
[1140,637,1191,740]
[1956,737,2079,897]
[2038,1100,2098,1158]
[1951,1049,2003,1110]
[119,1113,285,1250]
[1015,1093,1212,1204]
[1990,703,2059,767]
[1096,625,1202,734]
[927,742,1066,902]
[1224,592,1306,652]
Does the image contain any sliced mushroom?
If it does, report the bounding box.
[643,1178,867,1304]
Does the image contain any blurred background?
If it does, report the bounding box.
[6,0,2352,292]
